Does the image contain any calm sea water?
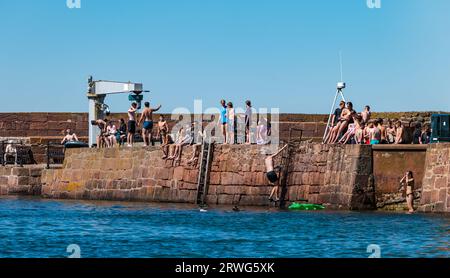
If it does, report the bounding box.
[0,197,448,258]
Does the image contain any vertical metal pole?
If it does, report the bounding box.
[339,89,347,103]
[46,141,50,169]
[19,142,23,167]
[323,90,340,143]
[1,141,4,166]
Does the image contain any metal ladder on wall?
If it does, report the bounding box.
[196,142,215,206]
[278,128,303,208]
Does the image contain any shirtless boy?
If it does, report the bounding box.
[395,121,404,144]
[361,105,371,124]
[376,118,387,144]
[91,119,108,148]
[138,101,162,147]
[386,120,396,144]
[61,128,79,145]
[157,115,169,145]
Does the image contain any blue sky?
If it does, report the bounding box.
[0,0,449,113]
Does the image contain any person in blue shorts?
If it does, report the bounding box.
[138,101,162,147]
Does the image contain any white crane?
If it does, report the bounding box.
[86,76,149,146]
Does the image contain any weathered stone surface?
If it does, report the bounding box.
[34,142,450,211]
[0,166,45,196]
[418,143,450,213]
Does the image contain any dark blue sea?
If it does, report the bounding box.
[0,197,448,258]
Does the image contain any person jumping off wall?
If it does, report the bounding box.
[265,144,289,202]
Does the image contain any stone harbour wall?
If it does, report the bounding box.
[41,143,374,209]
[41,147,200,203]
[4,142,449,212]
[419,143,450,212]
[0,113,89,164]
[0,166,44,196]
[287,144,374,210]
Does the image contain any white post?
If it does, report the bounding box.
[88,95,105,147]
[323,90,339,143]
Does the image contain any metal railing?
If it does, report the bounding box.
[46,142,65,169]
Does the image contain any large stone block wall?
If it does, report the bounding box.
[419,144,450,212]
[41,147,200,202]
[0,113,89,164]
[206,144,373,209]
[287,144,374,210]
[41,143,373,209]
[0,113,89,137]
[0,166,44,195]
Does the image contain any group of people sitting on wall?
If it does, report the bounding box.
[90,118,128,148]
[324,101,432,145]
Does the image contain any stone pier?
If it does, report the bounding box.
[0,165,45,196]
[39,143,373,209]
[419,143,450,212]
[1,142,449,213]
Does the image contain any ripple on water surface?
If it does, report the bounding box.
[0,197,448,258]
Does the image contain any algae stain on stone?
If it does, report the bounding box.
[67,182,82,192]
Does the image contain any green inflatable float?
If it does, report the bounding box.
[288,202,325,211]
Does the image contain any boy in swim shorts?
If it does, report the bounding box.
[138,101,162,147]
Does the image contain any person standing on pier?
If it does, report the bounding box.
[127,102,138,147]
[266,144,289,202]
[157,115,169,145]
[361,105,372,124]
[219,100,228,144]
[245,100,253,144]
[138,101,162,147]
[91,119,108,148]
[226,102,236,144]
[395,121,404,144]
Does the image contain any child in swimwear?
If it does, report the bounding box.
[361,105,371,124]
[338,123,356,144]
[386,119,396,144]
[339,111,363,144]
[355,122,365,145]
[395,121,404,144]
[157,115,169,145]
[368,120,381,145]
